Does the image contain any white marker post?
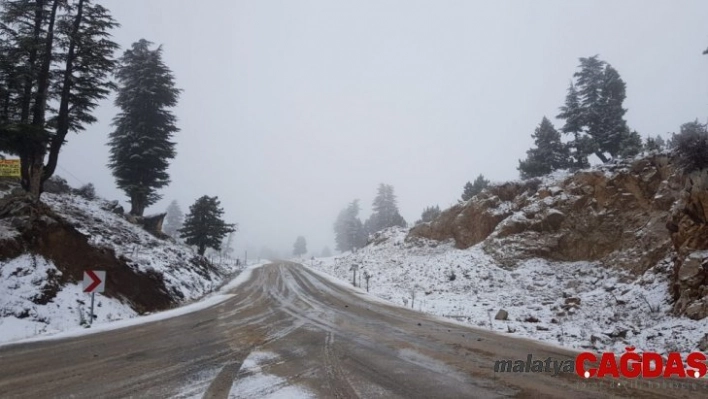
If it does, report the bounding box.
[82,270,106,326]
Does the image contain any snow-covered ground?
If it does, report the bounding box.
[42,192,230,301]
[307,227,708,357]
[0,254,137,343]
[0,258,266,346]
[0,186,256,345]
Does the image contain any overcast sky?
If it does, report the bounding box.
[56,0,708,257]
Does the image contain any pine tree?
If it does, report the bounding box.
[595,65,630,160]
[416,205,441,224]
[558,56,636,163]
[365,184,406,233]
[108,39,180,216]
[293,236,307,256]
[0,0,118,198]
[164,200,183,238]
[670,120,708,173]
[179,196,237,256]
[518,117,571,179]
[333,200,367,252]
[461,182,475,201]
[617,130,643,158]
[460,174,489,201]
[556,82,589,168]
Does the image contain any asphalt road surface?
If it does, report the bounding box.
[1,262,706,398]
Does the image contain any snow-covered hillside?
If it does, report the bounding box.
[0,186,240,344]
[309,227,708,357]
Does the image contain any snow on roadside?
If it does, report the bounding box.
[1,188,264,346]
[42,193,227,301]
[0,254,136,343]
[0,260,267,347]
[309,227,708,357]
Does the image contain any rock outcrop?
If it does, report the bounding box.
[409,154,708,320]
[668,169,708,320]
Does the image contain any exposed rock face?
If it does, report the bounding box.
[667,169,708,320]
[410,155,678,274]
[0,194,176,313]
[409,154,708,319]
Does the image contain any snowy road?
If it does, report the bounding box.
[0,262,701,398]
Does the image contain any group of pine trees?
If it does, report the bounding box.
[517,55,668,179]
[333,183,407,252]
[461,174,489,201]
[0,0,235,258]
[0,0,118,197]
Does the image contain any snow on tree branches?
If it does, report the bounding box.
[179,196,237,256]
[108,39,181,216]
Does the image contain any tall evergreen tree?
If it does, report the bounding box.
[179,196,236,256]
[293,236,307,256]
[0,0,118,198]
[164,200,183,238]
[365,184,406,233]
[518,117,571,179]
[108,39,180,216]
[556,82,590,168]
[557,55,636,163]
[333,199,367,252]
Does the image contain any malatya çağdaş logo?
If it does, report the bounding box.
[494,347,707,379]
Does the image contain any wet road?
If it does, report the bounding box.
[0,262,704,398]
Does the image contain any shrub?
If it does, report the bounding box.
[43,175,72,194]
[75,183,96,200]
[671,121,708,173]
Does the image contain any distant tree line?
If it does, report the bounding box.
[333,183,407,252]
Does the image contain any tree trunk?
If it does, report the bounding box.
[43,0,84,184]
[32,0,59,126]
[24,0,59,200]
[130,194,145,217]
[20,0,45,123]
[28,150,44,198]
[198,245,206,256]
[19,0,45,198]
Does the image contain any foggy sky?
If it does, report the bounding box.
[56,0,708,257]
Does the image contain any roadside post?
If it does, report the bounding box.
[82,270,106,326]
[350,264,359,287]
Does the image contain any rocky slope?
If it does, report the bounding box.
[410,153,707,321]
[310,153,708,355]
[0,180,234,342]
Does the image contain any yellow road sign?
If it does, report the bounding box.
[0,159,21,177]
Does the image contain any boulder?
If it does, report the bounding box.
[494,309,508,320]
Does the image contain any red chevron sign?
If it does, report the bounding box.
[83,270,106,293]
